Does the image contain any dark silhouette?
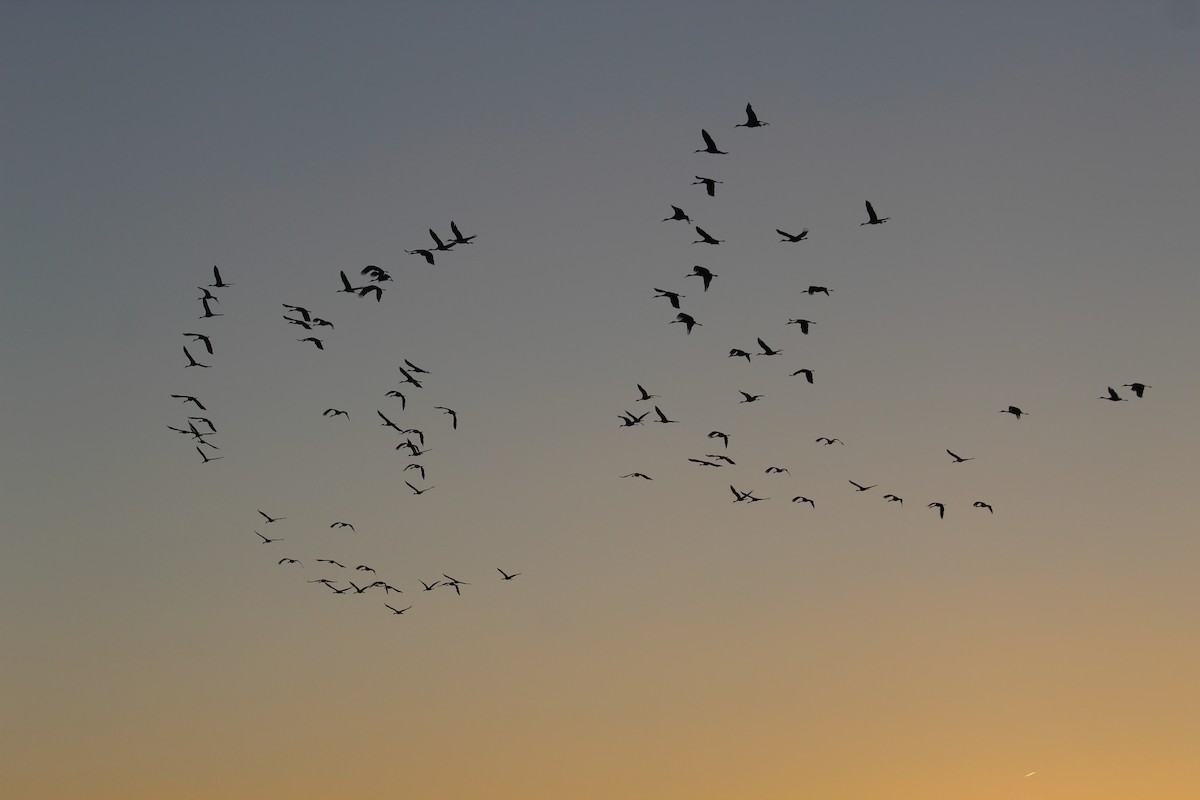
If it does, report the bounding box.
[777,228,808,242]
[1100,386,1127,402]
[738,391,764,403]
[928,502,945,519]
[428,229,456,252]
[183,346,210,369]
[435,406,458,429]
[1000,405,1027,419]
[735,103,768,128]
[653,288,684,309]
[860,200,889,226]
[670,312,701,334]
[786,319,814,334]
[686,266,717,291]
[663,205,691,223]
[209,266,233,288]
[848,480,876,492]
[171,394,207,410]
[258,510,286,524]
[255,531,282,543]
[973,501,994,513]
[693,176,722,196]
[323,408,349,419]
[883,494,903,504]
[635,384,659,402]
[791,368,814,383]
[407,248,435,265]
[708,431,729,448]
[729,348,752,363]
[756,337,781,356]
[385,604,413,615]
[653,405,678,424]
[621,472,652,480]
[816,437,843,445]
[695,129,727,154]
[946,449,974,463]
[497,568,521,580]
[196,446,223,463]
[792,496,815,507]
[183,332,213,354]
[361,265,392,282]
[405,481,434,495]
[297,337,324,350]
[1123,383,1151,398]
[693,226,724,245]
[802,286,832,296]
[448,221,476,245]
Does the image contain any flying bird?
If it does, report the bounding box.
[973,501,994,513]
[756,337,781,356]
[183,346,210,369]
[686,265,717,291]
[361,265,392,282]
[209,266,233,288]
[297,337,325,349]
[786,319,814,334]
[196,447,223,463]
[618,410,649,427]
[621,472,653,480]
[791,369,814,383]
[693,176,722,196]
[653,405,678,424]
[329,522,355,530]
[357,285,383,302]
[405,481,434,495]
[694,129,727,154]
[928,502,945,519]
[385,390,407,408]
[258,510,286,524]
[663,205,691,223]
[403,359,431,374]
[385,604,413,615]
[428,229,456,252]
[883,494,903,504]
[377,410,403,432]
[323,408,349,419]
[999,405,1026,419]
[1099,386,1127,402]
[283,316,312,329]
[791,496,815,507]
[182,332,213,354]
[735,103,768,128]
[497,568,521,580]
[316,559,346,568]
[397,366,424,388]
[777,228,808,242]
[738,391,764,403]
[765,467,789,475]
[198,297,222,319]
[278,558,303,567]
[815,437,843,445]
[848,480,876,492]
[337,271,359,293]
[1123,382,1151,398]
[801,286,832,296]
[670,312,701,334]
[708,431,729,448]
[860,200,889,226]
[448,221,476,245]
[946,449,974,463]
[419,580,440,591]
[635,384,659,402]
[407,248,435,265]
[728,348,752,363]
[171,394,206,410]
[311,317,334,329]
[689,458,722,468]
[653,288,684,309]
[404,463,426,481]
[435,407,458,429]
[693,226,724,245]
[282,304,311,321]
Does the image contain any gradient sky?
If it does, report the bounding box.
[3,2,1199,798]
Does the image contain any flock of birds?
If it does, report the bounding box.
[614,103,1153,519]
[168,228,528,618]
[169,102,1157,617]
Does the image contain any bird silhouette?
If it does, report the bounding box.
[765,467,789,475]
[197,287,220,303]
[199,297,222,318]
[653,288,684,309]
[670,312,701,334]
[946,449,974,463]
[693,176,722,196]
[183,346,211,369]
[973,501,994,513]
[815,437,843,445]
[377,410,403,432]
[693,226,723,245]
[258,510,286,524]
[738,391,764,403]
[407,249,435,265]
[618,410,649,427]
[653,405,678,424]
[708,431,730,448]
[278,558,302,567]
[735,103,768,128]
[729,348,753,363]
[385,390,407,408]
[385,604,413,615]
[860,200,889,226]
[1100,386,1127,402]
[311,317,334,329]
[791,496,815,507]
[621,472,653,480]
[848,480,876,492]
[695,129,727,154]
[883,494,903,504]
[1123,383,1151,398]
[357,285,383,302]
[404,463,426,481]
[756,338,781,356]
[497,568,521,580]
[187,416,216,433]
[419,580,440,591]
[663,205,691,223]
[405,481,434,495]
[283,315,312,329]
[707,454,736,465]
[686,266,717,291]
[448,221,476,245]
[403,359,431,375]
[196,446,223,463]
[338,271,359,293]
[397,366,424,388]
[791,369,814,383]
[777,228,808,242]
[182,332,213,354]
[361,265,392,282]
[786,319,814,334]
[323,408,349,419]
[171,394,206,410]
[329,521,355,530]
[316,559,346,568]
[254,531,282,543]
[209,266,233,288]
[635,384,659,402]
[297,337,324,350]
[689,458,722,468]
[435,406,458,429]
[801,286,832,296]
[928,502,945,519]
[1000,405,1027,419]
[428,229,456,252]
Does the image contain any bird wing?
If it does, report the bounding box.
[701,129,716,149]
[865,200,878,222]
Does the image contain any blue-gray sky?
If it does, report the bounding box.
[3,2,1199,798]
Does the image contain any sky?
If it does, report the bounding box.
[3,1,1199,798]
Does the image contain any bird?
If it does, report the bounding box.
[183,346,210,369]
[765,467,789,475]
[708,431,729,448]
[653,405,678,424]
[428,229,456,252]
[635,384,659,402]
[404,463,427,481]
[198,297,222,319]
[403,359,431,375]
[196,447,223,463]
[323,408,349,419]
[791,496,815,507]
[361,265,392,282]
[282,304,311,321]
[928,502,945,519]
[653,288,684,309]
[297,337,324,350]
[385,390,407,408]
[209,266,233,288]
[777,228,808,242]
[357,285,383,302]
[973,501,994,513]
[735,103,768,128]
[258,510,286,523]
[187,416,216,433]
[278,558,303,567]
[815,437,843,445]
[860,200,889,226]
[405,481,434,495]
[692,176,722,196]
[171,394,206,410]
[329,522,355,530]
[497,568,521,580]
[686,266,717,291]
[728,349,752,363]
[1123,383,1151,398]
[197,287,220,303]
[397,366,424,389]
[801,286,832,296]
[337,271,359,293]
[946,449,974,463]
[316,559,346,568]
[377,410,403,432]
[883,494,903,504]
[434,407,457,429]
[419,580,440,591]
[707,454,736,465]
[182,332,213,354]
[621,472,652,480]
[441,574,471,594]
[307,578,335,587]
[407,248,435,265]
[311,317,334,329]
[756,338,781,356]
[1099,386,1127,402]
[448,221,476,245]
[663,205,691,223]
[283,316,312,329]
[694,129,727,154]
[385,604,413,615]
[791,369,814,383]
[689,458,722,468]
[670,312,701,334]
[355,565,377,574]
[618,410,649,427]
[738,391,764,403]
[786,319,814,334]
[848,480,876,492]
[693,226,723,245]
[999,405,1027,419]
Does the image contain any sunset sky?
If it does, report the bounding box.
[3,2,1199,798]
